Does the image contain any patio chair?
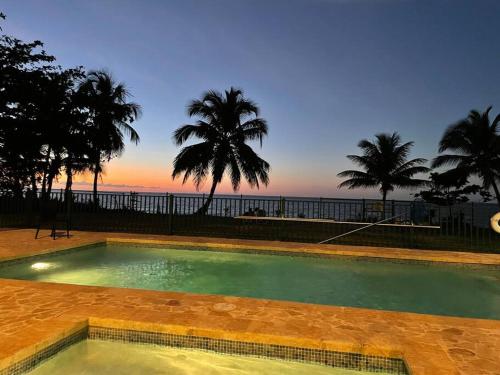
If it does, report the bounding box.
[35,199,70,240]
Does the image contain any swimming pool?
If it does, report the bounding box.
[27,340,389,375]
[1,243,499,319]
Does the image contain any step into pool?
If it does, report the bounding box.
[27,340,389,375]
[0,244,499,319]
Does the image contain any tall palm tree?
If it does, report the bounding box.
[338,132,430,216]
[432,107,500,206]
[172,88,270,214]
[77,70,141,203]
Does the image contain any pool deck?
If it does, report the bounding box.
[0,229,499,374]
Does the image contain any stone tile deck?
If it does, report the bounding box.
[0,229,499,374]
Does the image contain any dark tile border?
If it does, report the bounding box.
[0,327,87,375]
[0,326,409,374]
[89,326,408,374]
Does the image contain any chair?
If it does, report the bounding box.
[35,199,70,240]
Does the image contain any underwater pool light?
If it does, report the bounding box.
[31,262,52,270]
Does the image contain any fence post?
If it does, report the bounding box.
[66,189,72,230]
[239,194,243,216]
[410,201,415,224]
[280,196,285,218]
[167,194,174,235]
[362,199,366,222]
[470,202,474,246]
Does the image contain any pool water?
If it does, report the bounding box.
[27,340,385,375]
[1,244,499,319]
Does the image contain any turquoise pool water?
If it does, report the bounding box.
[28,340,383,374]
[1,244,499,319]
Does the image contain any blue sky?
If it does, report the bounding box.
[2,0,500,198]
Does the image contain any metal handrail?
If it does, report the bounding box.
[318,214,404,244]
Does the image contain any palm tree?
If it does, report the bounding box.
[338,132,430,217]
[432,107,500,206]
[77,70,141,203]
[172,88,270,214]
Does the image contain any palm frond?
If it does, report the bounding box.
[346,155,374,169]
[393,158,428,174]
[172,142,213,189]
[235,143,270,188]
[238,118,268,146]
[173,123,218,146]
[432,154,470,168]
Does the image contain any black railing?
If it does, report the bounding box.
[0,190,498,253]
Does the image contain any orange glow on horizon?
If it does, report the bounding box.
[51,160,404,199]
[53,164,341,197]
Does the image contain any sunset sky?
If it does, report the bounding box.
[3,0,500,198]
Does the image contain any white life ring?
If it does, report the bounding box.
[491,212,500,234]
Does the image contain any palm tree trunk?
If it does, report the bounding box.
[197,180,218,215]
[65,166,73,192]
[41,146,51,198]
[46,166,55,196]
[30,171,37,194]
[46,153,61,196]
[64,154,74,193]
[47,174,54,196]
[491,179,500,208]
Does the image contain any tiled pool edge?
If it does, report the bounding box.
[0,241,106,265]
[0,323,409,375]
[0,327,88,375]
[106,238,500,269]
[2,237,499,270]
[90,326,409,374]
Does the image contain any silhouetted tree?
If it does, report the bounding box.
[77,70,141,203]
[38,68,87,197]
[338,132,430,216]
[414,171,491,206]
[172,88,270,214]
[432,107,500,207]
[0,20,56,195]
[1,15,140,199]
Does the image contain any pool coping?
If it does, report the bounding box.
[1,230,500,374]
[3,277,500,375]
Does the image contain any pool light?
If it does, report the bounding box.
[31,262,52,270]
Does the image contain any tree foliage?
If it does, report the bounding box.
[414,172,492,206]
[0,14,140,199]
[432,107,500,206]
[337,132,430,206]
[172,88,269,213]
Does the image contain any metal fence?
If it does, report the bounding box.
[0,190,499,252]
